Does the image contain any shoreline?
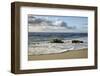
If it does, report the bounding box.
[28,48,88,61]
[28,38,88,55]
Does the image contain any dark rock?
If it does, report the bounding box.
[50,39,64,43]
[72,40,83,43]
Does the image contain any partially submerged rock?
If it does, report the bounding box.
[72,40,83,43]
[50,39,64,43]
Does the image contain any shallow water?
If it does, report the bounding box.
[28,33,88,55]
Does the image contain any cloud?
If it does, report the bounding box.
[28,16,44,24]
[28,16,77,32]
[52,20,76,30]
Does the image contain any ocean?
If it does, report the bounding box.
[28,32,88,55]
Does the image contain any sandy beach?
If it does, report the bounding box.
[28,48,88,61]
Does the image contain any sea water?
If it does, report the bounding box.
[28,32,88,55]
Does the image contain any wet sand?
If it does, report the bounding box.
[28,48,88,61]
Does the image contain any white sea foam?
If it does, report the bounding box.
[28,37,88,55]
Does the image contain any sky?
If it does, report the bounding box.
[28,14,88,33]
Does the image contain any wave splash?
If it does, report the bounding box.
[28,37,87,55]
